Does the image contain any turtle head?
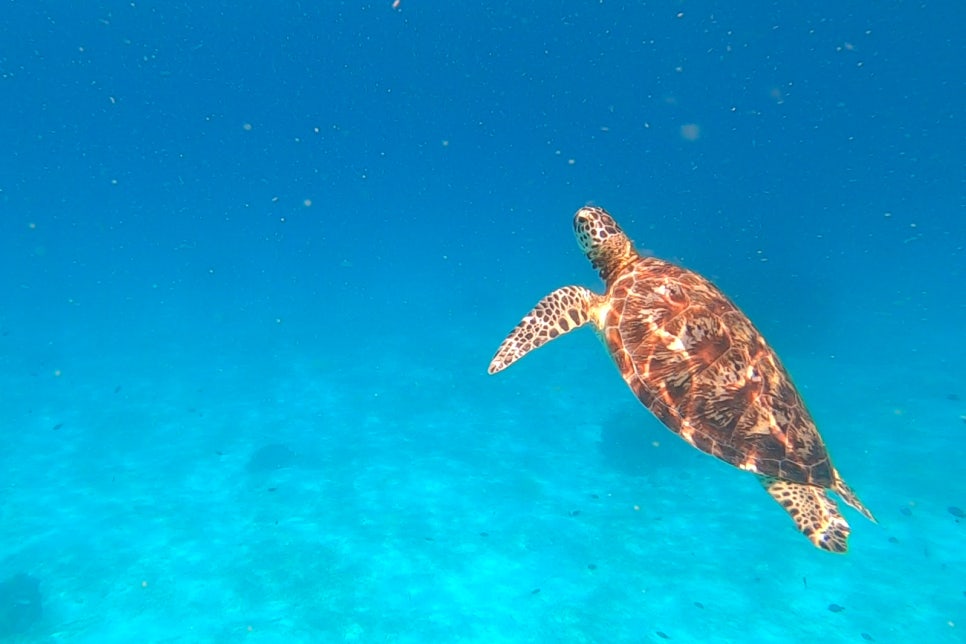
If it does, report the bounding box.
[573,206,636,281]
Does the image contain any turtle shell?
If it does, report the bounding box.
[601,256,835,486]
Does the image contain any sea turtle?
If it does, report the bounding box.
[488,206,876,552]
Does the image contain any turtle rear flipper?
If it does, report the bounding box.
[760,476,851,553]
[488,285,600,374]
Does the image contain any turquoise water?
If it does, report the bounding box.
[1,3,963,642]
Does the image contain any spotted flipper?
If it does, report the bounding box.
[760,476,851,553]
[488,286,601,375]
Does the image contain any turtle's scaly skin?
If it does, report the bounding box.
[489,206,875,552]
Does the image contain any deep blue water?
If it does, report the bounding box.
[1,2,963,642]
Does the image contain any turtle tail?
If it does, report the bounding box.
[832,472,876,523]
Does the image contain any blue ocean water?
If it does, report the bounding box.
[1,1,963,642]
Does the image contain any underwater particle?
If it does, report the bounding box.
[656,631,670,639]
[828,603,845,613]
[680,123,701,141]
[949,506,966,518]
[861,633,874,641]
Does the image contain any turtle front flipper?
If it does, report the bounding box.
[760,476,851,553]
[488,285,601,375]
